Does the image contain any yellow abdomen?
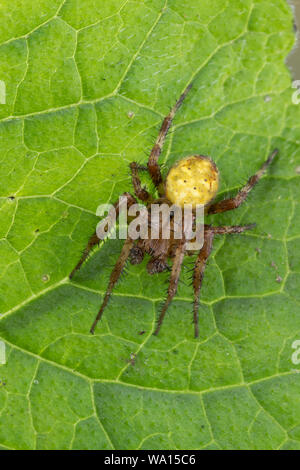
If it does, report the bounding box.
[165,155,219,208]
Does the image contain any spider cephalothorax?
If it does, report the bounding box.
[69,83,278,338]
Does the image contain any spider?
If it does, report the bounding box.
[69,83,278,338]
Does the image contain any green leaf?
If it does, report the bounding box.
[0,0,299,450]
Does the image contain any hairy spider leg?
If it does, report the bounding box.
[130,162,151,202]
[193,230,214,338]
[147,83,193,191]
[69,232,100,280]
[192,223,255,338]
[69,192,137,279]
[208,149,278,215]
[90,237,134,334]
[153,240,186,336]
[207,224,256,235]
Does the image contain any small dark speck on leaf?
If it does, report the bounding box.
[42,274,50,283]
[276,275,283,283]
[138,330,146,335]
[129,353,136,366]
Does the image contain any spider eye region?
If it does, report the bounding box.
[165,155,219,208]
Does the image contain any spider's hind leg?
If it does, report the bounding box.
[147,83,193,192]
[130,162,151,202]
[208,149,278,215]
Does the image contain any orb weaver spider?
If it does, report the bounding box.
[69,83,278,338]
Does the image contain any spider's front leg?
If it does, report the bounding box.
[69,192,137,279]
[207,149,278,215]
[90,236,134,334]
[193,230,214,338]
[192,223,255,337]
[153,240,186,336]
